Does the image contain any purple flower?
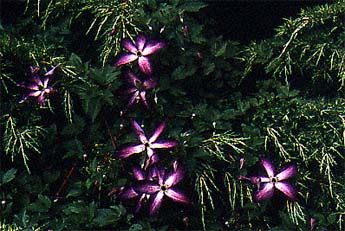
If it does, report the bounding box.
[240,159,297,202]
[136,161,189,215]
[122,69,158,109]
[114,34,164,75]
[19,65,58,106]
[118,166,158,213]
[116,120,178,168]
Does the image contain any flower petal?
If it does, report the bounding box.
[276,165,297,181]
[142,41,165,56]
[147,147,154,158]
[143,78,158,89]
[122,87,137,95]
[138,56,152,75]
[131,120,148,143]
[136,34,146,51]
[28,91,42,97]
[158,168,165,185]
[38,93,46,105]
[150,191,164,215]
[26,83,39,90]
[122,39,138,54]
[261,159,275,178]
[150,154,159,165]
[19,95,29,104]
[254,183,275,202]
[136,183,160,194]
[44,65,58,77]
[135,193,149,213]
[119,187,139,199]
[172,160,179,172]
[275,182,296,201]
[165,188,189,204]
[125,69,142,86]
[31,76,43,86]
[117,144,145,159]
[139,91,149,108]
[144,153,159,170]
[147,166,158,181]
[128,91,139,107]
[42,77,50,88]
[114,54,138,66]
[164,165,184,187]
[150,141,178,149]
[132,166,145,180]
[30,66,40,75]
[149,121,166,143]
[258,177,270,183]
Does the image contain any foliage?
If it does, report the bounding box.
[1,0,345,230]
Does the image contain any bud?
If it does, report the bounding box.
[107,29,117,36]
[197,52,203,59]
[182,25,189,36]
[182,216,189,227]
[239,157,245,169]
[160,26,165,34]
[310,217,316,231]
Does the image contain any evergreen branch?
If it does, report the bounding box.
[195,165,220,231]
[3,116,45,173]
[318,147,336,197]
[265,127,290,159]
[202,131,247,162]
[286,201,306,227]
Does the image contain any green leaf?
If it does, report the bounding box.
[180,2,208,13]
[28,195,51,213]
[1,168,17,185]
[69,53,84,69]
[43,171,60,184]
[89,66,120,86]
[92,207,126,227]
[204,62,215,75]
[172,65,197,80]
[66,189,83,198]
[215,43,227,57]
[129,224,143,231]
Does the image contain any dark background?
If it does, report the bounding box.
[204,1,333,42]
[0,1,334,42]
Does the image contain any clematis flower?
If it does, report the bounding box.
[136,161,189,215]
[116,120,178,169]
[114,34,164,75]
[239,159,297,202]
[122,69,158,109]
[118,166,158,213]
[19,65,58,106]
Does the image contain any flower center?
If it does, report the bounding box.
[136,50,143,57]
[270,177,278,183]
[160,185,167,191]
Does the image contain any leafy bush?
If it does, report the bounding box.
[1,0,345,230]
